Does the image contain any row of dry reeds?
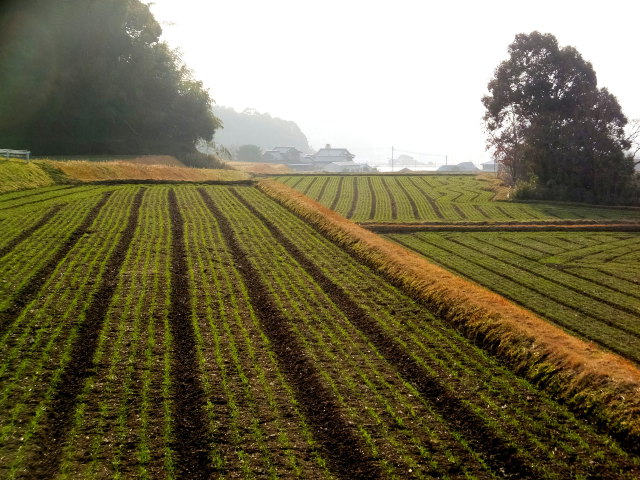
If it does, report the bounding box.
[257,178,640,450]
[43,160,250,183]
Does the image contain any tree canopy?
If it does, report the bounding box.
[483,32,635,204]
[0,0,219,156]
[235,144,263,163]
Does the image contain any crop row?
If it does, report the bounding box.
[276,175,640,223]
[386,231,640,364]
[219,186,636,477]
[0,185,638,478]
[0,186,142,477]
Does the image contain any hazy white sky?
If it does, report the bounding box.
[150,0,639,165]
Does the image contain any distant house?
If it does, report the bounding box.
[312,145,355,167]
[263,146,304,164]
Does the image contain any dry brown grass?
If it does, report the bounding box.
[123,155,185,166]
[44,160,250,182]
[258,178,640,448]
[228,161,292,174]
[476,173,511,200]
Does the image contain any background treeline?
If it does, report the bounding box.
[212,106,312,154]
[0,0,219,163]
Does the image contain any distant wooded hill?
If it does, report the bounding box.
[212,107,312,153]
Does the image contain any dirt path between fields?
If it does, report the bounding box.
[167,189,216,479]
[363,221,640,232]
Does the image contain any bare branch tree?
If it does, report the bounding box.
[625,118,640,166]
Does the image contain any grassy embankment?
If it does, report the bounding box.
[258,178,640,448]
[0,156,250,194]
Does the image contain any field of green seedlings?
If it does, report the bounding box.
[1,184,639,479]
[386,231,640,364]
[275,174,640,223]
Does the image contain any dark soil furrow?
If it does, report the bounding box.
[452,204,467,220]
[366,177,377,220]
[539,208,562,219]
[302,176,318,196]
[167,189,216,479]
[231,189,537,479]
[394,177,419,220]
[470,236,640,310]
[23,188,144,479]
[0,191,113,331]
[0,185,73,205]
[291,177,305,189]
[346,177,359,219]
[402,235,640,362]
[457,236,640,326]
[0,204,65,258]
[201,188,381,480]
[473,205,491,219]
[317,176,331,203]
[593,267,640,286]
[408,177,444,219]
[495,206,516,220]
[0,188,88,211]
[380,177,398,220]
[330,177,344,211]
[556,266,640,301]
[449,189,465,203]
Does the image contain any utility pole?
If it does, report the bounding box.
[391,146,394,172]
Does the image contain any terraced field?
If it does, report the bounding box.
[0,184,639,479]
[275,174,640,223]
[386,231,640,364]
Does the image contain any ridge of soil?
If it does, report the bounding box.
[199,187,382,480]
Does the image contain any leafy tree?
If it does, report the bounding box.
[0,0,219,156]
[235,144,263,163]
[483,32,634,204]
